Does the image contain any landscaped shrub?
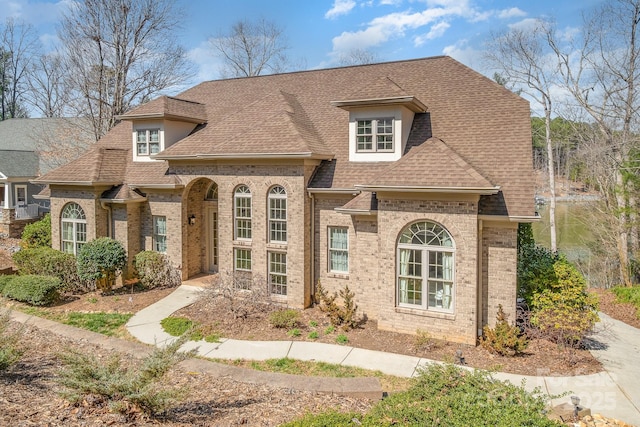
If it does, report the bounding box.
[160,317,194,337]
[315,281,360,331]
[531,259,600,346]
[283,363,559,427]
[77,237,127,293]
[12,246,88,293]
[20,213,51,249]
[134,251,181,290]
[206,272,272,320]
[57,334,194,416]
[517,243,562,305]
[2,274,62,306]
[0,275,13,293]
[481,304,528,356]
[269,309,299,329]
[0,308,24,371]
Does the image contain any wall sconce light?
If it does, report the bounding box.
[188,214,196,225]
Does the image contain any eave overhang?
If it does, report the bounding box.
[330,96,428,113]
[31,180,121,187]
[307,188,360,195]
[334,207,378,216]
[116,113,207,124]
[128,183,184,190]
[355,185,501,195]
[99,197,148,204]
[479,214,541,223]
[154,152,334,161]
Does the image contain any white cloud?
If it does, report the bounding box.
[442,39,485,71]
[508,18,541,31]
[379,0,403,5]
[498,7,526,19]
[414,21,450,46]
[325,0,356,19]
[187,41,224,83]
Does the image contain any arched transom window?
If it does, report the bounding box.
[268,185,287,243]
[205,182,218,201]
[234,185,252,240]
[397,221,455,312]
[61,202,87,255]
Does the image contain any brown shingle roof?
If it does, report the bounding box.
[38,56,534,216]
[119,96,207,123]
[362,137,496,190]
[158,91,332,158]
[34,147,127,184]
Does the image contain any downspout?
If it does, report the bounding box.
[310,192,316,304]
[100,201,113,238]
[477,218,483,339]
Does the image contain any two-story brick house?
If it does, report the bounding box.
[35,56,535,345]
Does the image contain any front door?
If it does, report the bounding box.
[207,207,218,272]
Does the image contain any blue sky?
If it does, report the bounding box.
[0,0,605,86]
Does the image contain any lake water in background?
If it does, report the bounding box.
[532,201,595,263]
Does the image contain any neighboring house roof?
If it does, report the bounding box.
[0,117,95,175]
[0,150,39,178]
[36,56,534,217]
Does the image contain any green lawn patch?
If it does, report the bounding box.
[14,305,132,336]
[612,285,640,318]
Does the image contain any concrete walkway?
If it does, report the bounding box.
[124,284,640,424]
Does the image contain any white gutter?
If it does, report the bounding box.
[355,185,500,195]
[154,152,334,161]
[478,214,541,223]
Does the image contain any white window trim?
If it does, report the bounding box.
[61,202,87,256]
[268,251,287,295]
[234,248,252,272]
[234,185,252,241]
[268,186,287,244]
[152,215,167,253]
[14,184,27,207]
[133,125,163,162]
[328,226,349,274]
[356,117,394,153]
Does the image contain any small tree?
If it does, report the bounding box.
[531,260,599,346]
[77,237,126,293]
[481,304,528,356]
[20,213,51,249]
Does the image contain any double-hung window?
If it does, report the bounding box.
[136,129,160,155]
[234,248,252,271]
[153,216,167,253]
[268,186,287,243]
[397,221,455,312]
[328,227,349,273]
[268,252,287,295]
[356,118,394,152]
[234,185,252,240]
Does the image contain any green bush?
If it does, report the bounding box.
[12,247,88,293]
[134,251,181,290]
[269,309,299,329]
[517,244,562,305]
[77,238,126,292]
[0,308,24,371]
[531,260,600,346]
[481,304,528,356]
[2,274,62,306]
[21,213,51,249]
[57,334,194,415]
[0,275,13,294]
[284,364,560,427]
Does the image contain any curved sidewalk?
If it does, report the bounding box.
[125,285,640,424]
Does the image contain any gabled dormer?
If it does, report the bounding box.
[118,96,207,162]
[331,77,427,162]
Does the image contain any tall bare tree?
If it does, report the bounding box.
[210,18,289,78]
[0,18,39,120]
[548,0,640,285]
[26,52,69,118]
[337,48,381,66]
[58,0,193,140]
[485,20,561,252]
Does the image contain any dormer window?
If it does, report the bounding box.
[137,129,160,156]
[357,118,394,152]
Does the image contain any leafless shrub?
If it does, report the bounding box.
[205,272,274,320]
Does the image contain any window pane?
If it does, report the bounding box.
[329,227,348,273]
[149,129,159,142]
[137,130,147,143]
[269,252,287,295]
[150,142,161,154]
[235,249,252,271]
[137,143,148,155]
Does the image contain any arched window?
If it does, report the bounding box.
[61,202,87,255]
[205,182,218,201]
[397,221,455,312]
[268,186,287,243]
[234,185,252,240]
